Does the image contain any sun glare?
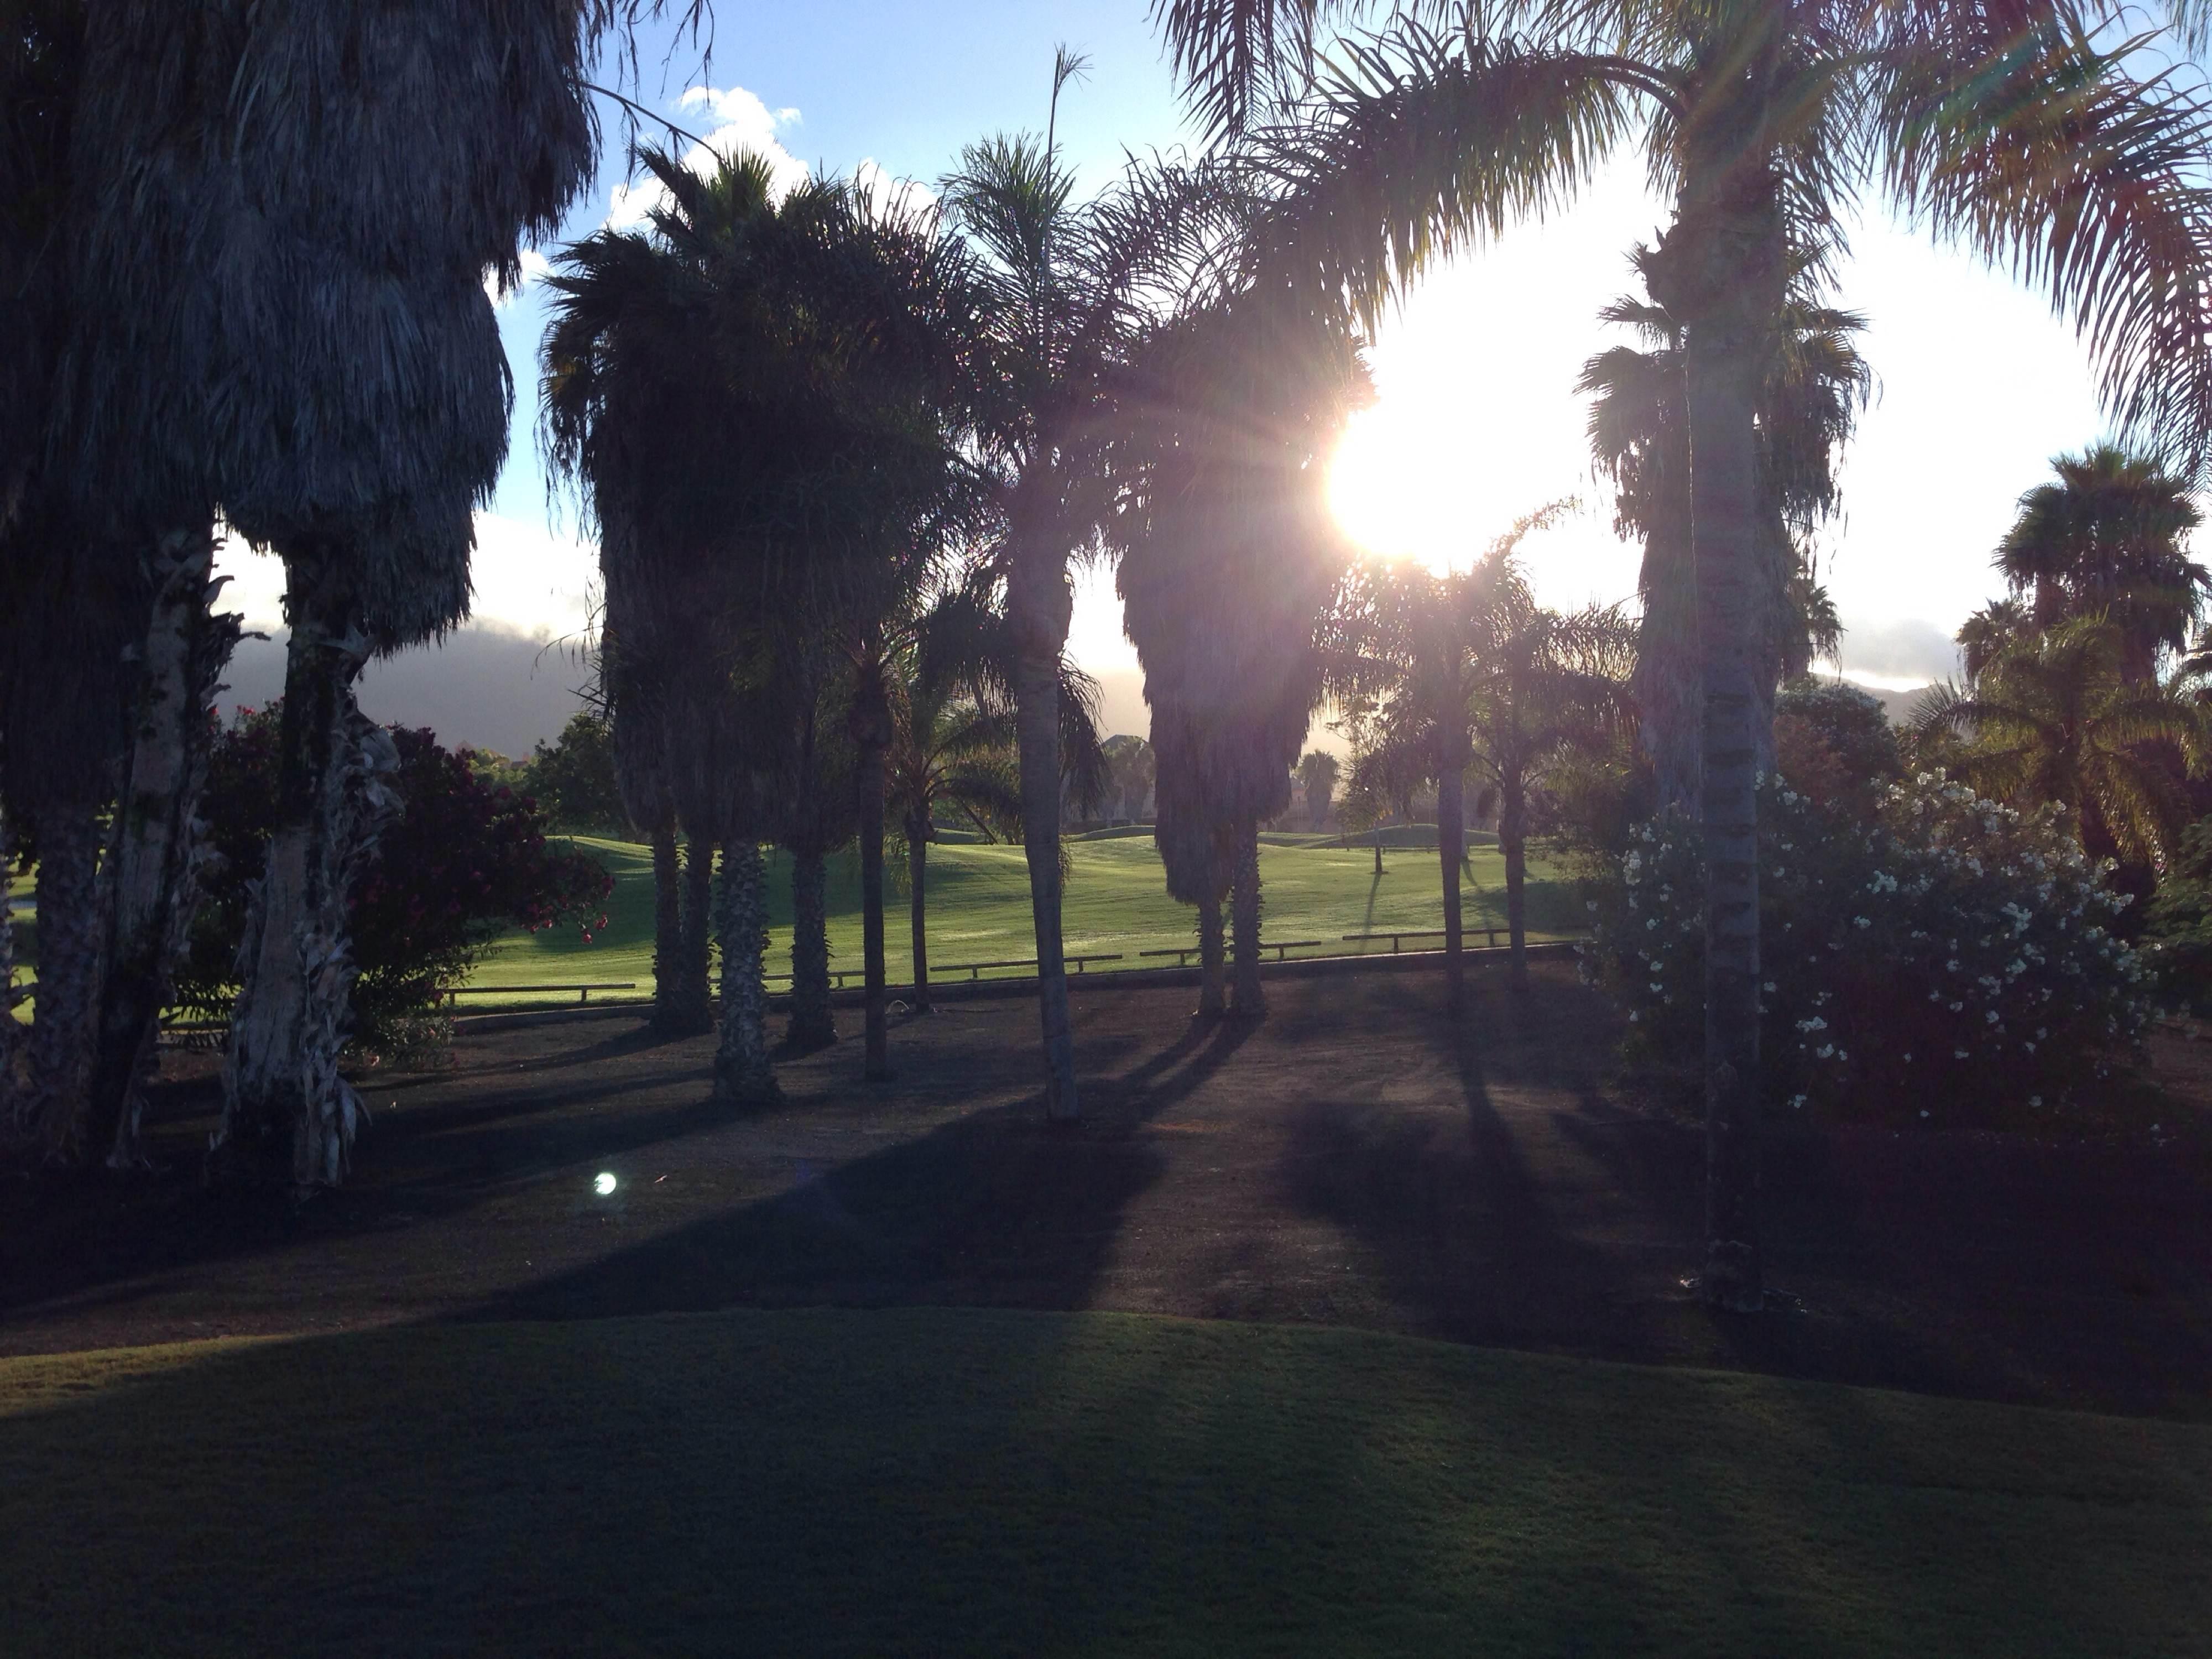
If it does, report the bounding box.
[1328,400,1485,576]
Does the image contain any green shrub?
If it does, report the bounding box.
[1582,773,2152,1127]
[176,707,612,1039]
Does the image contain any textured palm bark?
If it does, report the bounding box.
[0,805,21,1122]
[785,850,836,1053]
[1009,546,1078,1120]
[857,740,890,1081]
[1193,894,1225,1018]
[28,804,103,1161]
[649,822,680,1020]
[712,841,778,1107]
[1437,763,1467,1009]
[1229,820,1265,1018]
[1501,776,1529,990]
[214,587,394,1194]
[1637,520,1700,815]
[84,528,239,1170]
[659,840,715,1036]
[906,821,932,1015]
[1650,131,1783,1313]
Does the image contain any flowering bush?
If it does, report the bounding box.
[176,707,613,1037]
[1581,773,2153,1128]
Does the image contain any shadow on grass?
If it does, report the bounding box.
[3,1308,2208,1658]
[456,1016,1258,1324]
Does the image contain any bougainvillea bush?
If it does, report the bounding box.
[176,707,613,1039]
[1581,773,2153,1128]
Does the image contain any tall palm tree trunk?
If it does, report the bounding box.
[785,849,835,1052]
[1009,549,1078,1120]
[28,802,103,1161]
[649,820,680,1027]
[0,802,20,1121]
[1194,893,1225,1019]
[1437,761,1467,1008]
[215,570,390,1193]
[1229,819,1265,1018]
[907,822,932,1015]
[84,528,238,1169]
[1501,774,1529,990]
[662,838,714,1035]
[857,740,890,1081]
[1656,177,1781,1314]
[713,840,778,1107]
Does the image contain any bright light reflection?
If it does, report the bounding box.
[593,1171,617,1196]
[1328,401,1486,577]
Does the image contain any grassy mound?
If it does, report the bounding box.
[4,1310,2205,1656]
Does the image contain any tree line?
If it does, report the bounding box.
[6,0,2212,1322]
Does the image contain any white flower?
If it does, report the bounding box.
[1816,1044,1835,1059]
[2029,1094,2042,1108]
[1853,916,1872,930]
[1790,1093,1808,1109]
[1954,1048,1969,1060]
[1795,1016,1828,1033]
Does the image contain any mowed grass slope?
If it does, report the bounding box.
[471,831,1580,1002]
[3,1309,2206,1657]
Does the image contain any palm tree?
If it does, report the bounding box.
[886,654,1023,1015]
[1579,273,1870,811]
[938,56,1227,1114]
[1916,618,2205,863]
[1113,288,1365,1019]
[37,2,596,1189]
[1296,749,1340,829]
[1463,563,1637,984]
[1161,0,2212,1309]
[547,148,973,1095]
[1957,598,2036,680]
[0,0,144,1151]
[593,573,698,1036]
[1325,510,1564,1007]
[1996,445,2208,685]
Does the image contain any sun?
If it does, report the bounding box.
[1327,399,1482,576]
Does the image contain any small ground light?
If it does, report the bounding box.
[593,1172,617,1196]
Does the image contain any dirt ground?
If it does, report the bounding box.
[6,958,2210,1420]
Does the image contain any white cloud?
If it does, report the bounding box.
[211,512,599,642]
[853,156,937,222]
[483,248,554,308]
[606,85,809,231]
[465,511,597,640]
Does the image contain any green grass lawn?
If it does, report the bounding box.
[469,831,1582,1005]
[3,1309,2204,1657]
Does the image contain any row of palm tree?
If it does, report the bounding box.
[9,3,2212,1331]
[1158,0,2212,1309]
[1922,445,2212,869]
[0,0,675,1185]
[1323,518,1637,1000]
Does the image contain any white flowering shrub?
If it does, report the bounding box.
[1581,774,2153,1126]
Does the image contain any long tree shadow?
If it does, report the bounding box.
[1271,972,2047,1401]
[456,1015,1260,1326]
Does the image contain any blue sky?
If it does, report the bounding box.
[220,1,2124,749]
